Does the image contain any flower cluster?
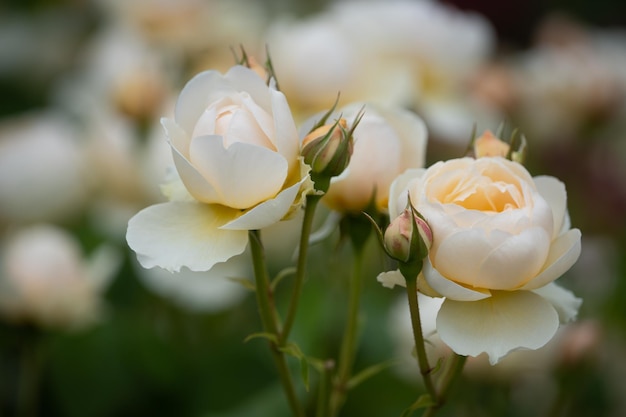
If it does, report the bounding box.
[126,56,582,415]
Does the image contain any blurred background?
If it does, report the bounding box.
[1,0,625,416]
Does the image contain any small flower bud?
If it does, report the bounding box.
[302,118,351,174]
[473,130,510,158]
[472,129,527,163]
[384,203,432,263]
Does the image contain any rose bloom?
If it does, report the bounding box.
[127,65,311,272]
[379,155,582,364]
[312,102,427,213]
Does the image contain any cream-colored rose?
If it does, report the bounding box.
[127,65,311,272]
[317,103,427,213]
[380,156,582,364]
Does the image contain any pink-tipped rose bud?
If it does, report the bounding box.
[384,204,432,263]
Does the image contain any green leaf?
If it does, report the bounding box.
[243,332,278,345]
[270,267,297,292]
[400,394,436,417]
[228,276,256,292]
[278,343,314,392]
[347,359,398,390]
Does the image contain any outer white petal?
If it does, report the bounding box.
[170,144,220,203]
[423,259,491,301]
[269,87,299,167]
[161,117,191,158]
[377,270,406,289]
[532,283,582,323]
[520,228,582,290]
[388,168,425,218]
[534,176,567,239]
[225,65,272,110]
[437,291,560,365]
[220,175,307,230]
[189,138,288,209]
[175,70,230,135]
[433,227,550,290]
[377,269,442,297]
[126,201,248,272]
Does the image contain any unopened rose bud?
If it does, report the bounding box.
[301,118,353,185]
[384,203,432,263]
[246,56,270,82]
[473,130,510,158]
[472,129,527,163]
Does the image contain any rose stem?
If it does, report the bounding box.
[249,230,306,417]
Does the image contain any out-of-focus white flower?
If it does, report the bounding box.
[506,17,626,141]
[380,155,582,364]
[134,253,250,313]
[0,112,91,223]
[265,0,499,141]
[302,103,428,213]
[127,65,312,273]
[0,225,119,330]
[97,0,266,71]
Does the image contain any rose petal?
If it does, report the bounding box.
[220,175,307,230]
[532,283,582,323]
[161,118,191,158]
[270,87,299,166]
[224,65,272,110]
[534,176,567,239]
[474,227,551,289]
[126,201,248,272]
[377,270,405,289]
[189,137,288,209]
[423,259,491,301]
[170,143,220,203]
[388,168,425,218]
[520,228,582,290]
[175,70,230,135]
[437,290,560,364]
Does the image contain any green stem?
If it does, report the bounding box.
[405,277,438,402]
[315,360,335,417]
[421,354,467,417]
[280,194,322,344]
[328,244,366,417]
[249,230,306,417]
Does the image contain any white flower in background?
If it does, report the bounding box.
[510,25,625,141]
[0,225,119,330]
[302,103,428,214]
[0,112,90,223]
[265,0,499,142]
[55,23,171,122]
[127,65,312,272]
[134,253,250,313]
[380,154,582,364]
[98,0,266,71]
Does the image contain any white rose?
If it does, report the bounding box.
[380,156,582,364]
[318,103,428,213]
[127,65,312,272]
